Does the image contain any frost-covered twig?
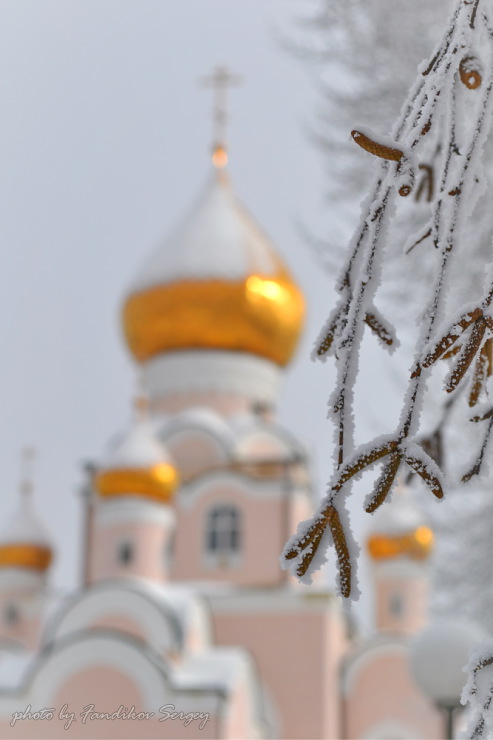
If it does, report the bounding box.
[281,0,493,599]
[463,640,493,739]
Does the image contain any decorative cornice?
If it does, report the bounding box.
[95,497,176,527]
[142,351,281,403]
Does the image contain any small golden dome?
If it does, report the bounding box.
[122,172,305,367]
[95,407,179,504]
[95,463,178,503]
[366,482,434,562]
[0,544,52,571]
[367,526,434,561]
[0,467,54,573]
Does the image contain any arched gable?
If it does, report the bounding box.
[44,581,183,656]
[342,636,441,740]
[234,423,305,462]
[24,632,173,710]
[0,631,225,729]
[159,409,234,479]
[342,637,408,696]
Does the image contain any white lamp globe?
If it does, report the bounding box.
[409,619,485,706]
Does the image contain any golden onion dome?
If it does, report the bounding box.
[122,170,305,367]
[367,526,434,561]
[95,407,178,504]
[366,483,434,562]
[0,488,53,572]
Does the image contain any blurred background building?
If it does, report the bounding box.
[0,131,445,738]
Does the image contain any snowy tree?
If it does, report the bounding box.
[281,2,493,733]
[287,0,493,634]
[287,0,449,197]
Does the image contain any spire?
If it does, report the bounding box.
[200,65,242,169]
[133,372,150,419]
[19,446,36,497]
[0,447,53,572]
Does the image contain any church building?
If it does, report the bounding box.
[0,71,444,739]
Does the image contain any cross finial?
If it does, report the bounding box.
[20,446,36,497]
[200,65,242,168]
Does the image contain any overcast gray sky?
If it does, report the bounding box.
[0,0,396,629]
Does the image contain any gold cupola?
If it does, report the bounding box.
[0,454,53,572]
[367,481,434,562]
[95,400,179,503]
[122,168,305,367]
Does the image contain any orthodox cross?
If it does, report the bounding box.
[200,65,242,166]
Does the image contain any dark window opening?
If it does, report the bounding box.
[5,603,19,625]
[206,505,241,555]
[118,541,134,565]
[390,591,403,618]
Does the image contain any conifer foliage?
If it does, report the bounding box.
[281,0,493,616]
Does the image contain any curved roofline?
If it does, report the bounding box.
[127,171,288,292]
[341,632,409,696]
[15,628,229,706]
[43,578,184,651]
[233,417,308,460]
[158,409,235,455]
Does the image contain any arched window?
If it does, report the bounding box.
[205,505,241,555]
[117,540,134,566]
[389,591,404,618]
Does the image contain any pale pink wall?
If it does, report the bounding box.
[325,602,350,737]
[221,679,253,739]
[375,576,428,634]
[21,614,41,651]
[289,493,313,537]
[172,486,289,586]
[152,392,251,418]
[89,520,170,584]
[53,665,144,738]
[0,589,43,650]
[213,608,345,739]
[344,651,442,739]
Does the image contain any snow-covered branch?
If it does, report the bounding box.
[281,0,493,610]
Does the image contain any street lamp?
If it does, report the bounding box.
[409,619,485,739]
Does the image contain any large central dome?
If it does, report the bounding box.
[122,170,305,367]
